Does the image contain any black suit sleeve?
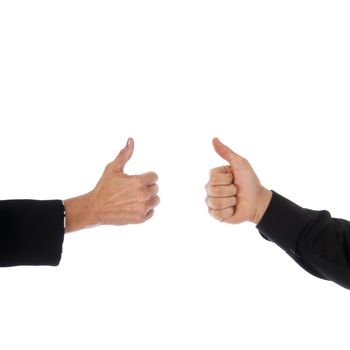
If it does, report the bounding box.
[0,200,65,267]
[257,191,350,289]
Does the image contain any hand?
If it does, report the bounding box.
[205,138,272,225]
[64,138,160,232]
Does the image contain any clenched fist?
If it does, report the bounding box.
[205,138,272,225]
[64,138,160,232]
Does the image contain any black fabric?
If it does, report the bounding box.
[0,200,65,266]
[257,191,350,289]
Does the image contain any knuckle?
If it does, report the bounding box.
[142,189,150,201]
[137,188,147,201]
[153,184,160,194]
[143,202,149,213]
[149,197,157,208]
[136,176,144,187]
[143,171,158,183]
[147,209,155,219]
[130,175,140,186]
[149,186,158,198]
[153,195,161,206]
[151,172,159,182]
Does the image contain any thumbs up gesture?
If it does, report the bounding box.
[205,138,272,225]
[92,138,160,225]
[64,138,160,232]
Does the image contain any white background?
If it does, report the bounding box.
[1,1,350,349]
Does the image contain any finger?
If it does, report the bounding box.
[146,184,159,199]
[212,137,242,164]
[209,207,234,221]
[209,172,233,186]
[206,196,237,210]
[113,138,135,172]
[205,184,237,198]
[144,209,155,222]
[222,216,239,224]
[140,171,159,186]
[146,195,160,210]
[210,166,232,175]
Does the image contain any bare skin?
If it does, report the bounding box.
[64,138,160,233]
[205,138,272,225]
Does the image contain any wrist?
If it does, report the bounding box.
[63,192,99,233]
[252,187,273,225]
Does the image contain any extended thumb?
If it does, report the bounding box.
[212,137,238,164]
[113,138,134,172]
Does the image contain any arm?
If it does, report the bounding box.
[205,137,350,290]
[257,190,350,289]
[0,138,160,267]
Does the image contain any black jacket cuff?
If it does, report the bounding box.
[256,191,311,255]
[256,191,327,280]
[0,200,65,266]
